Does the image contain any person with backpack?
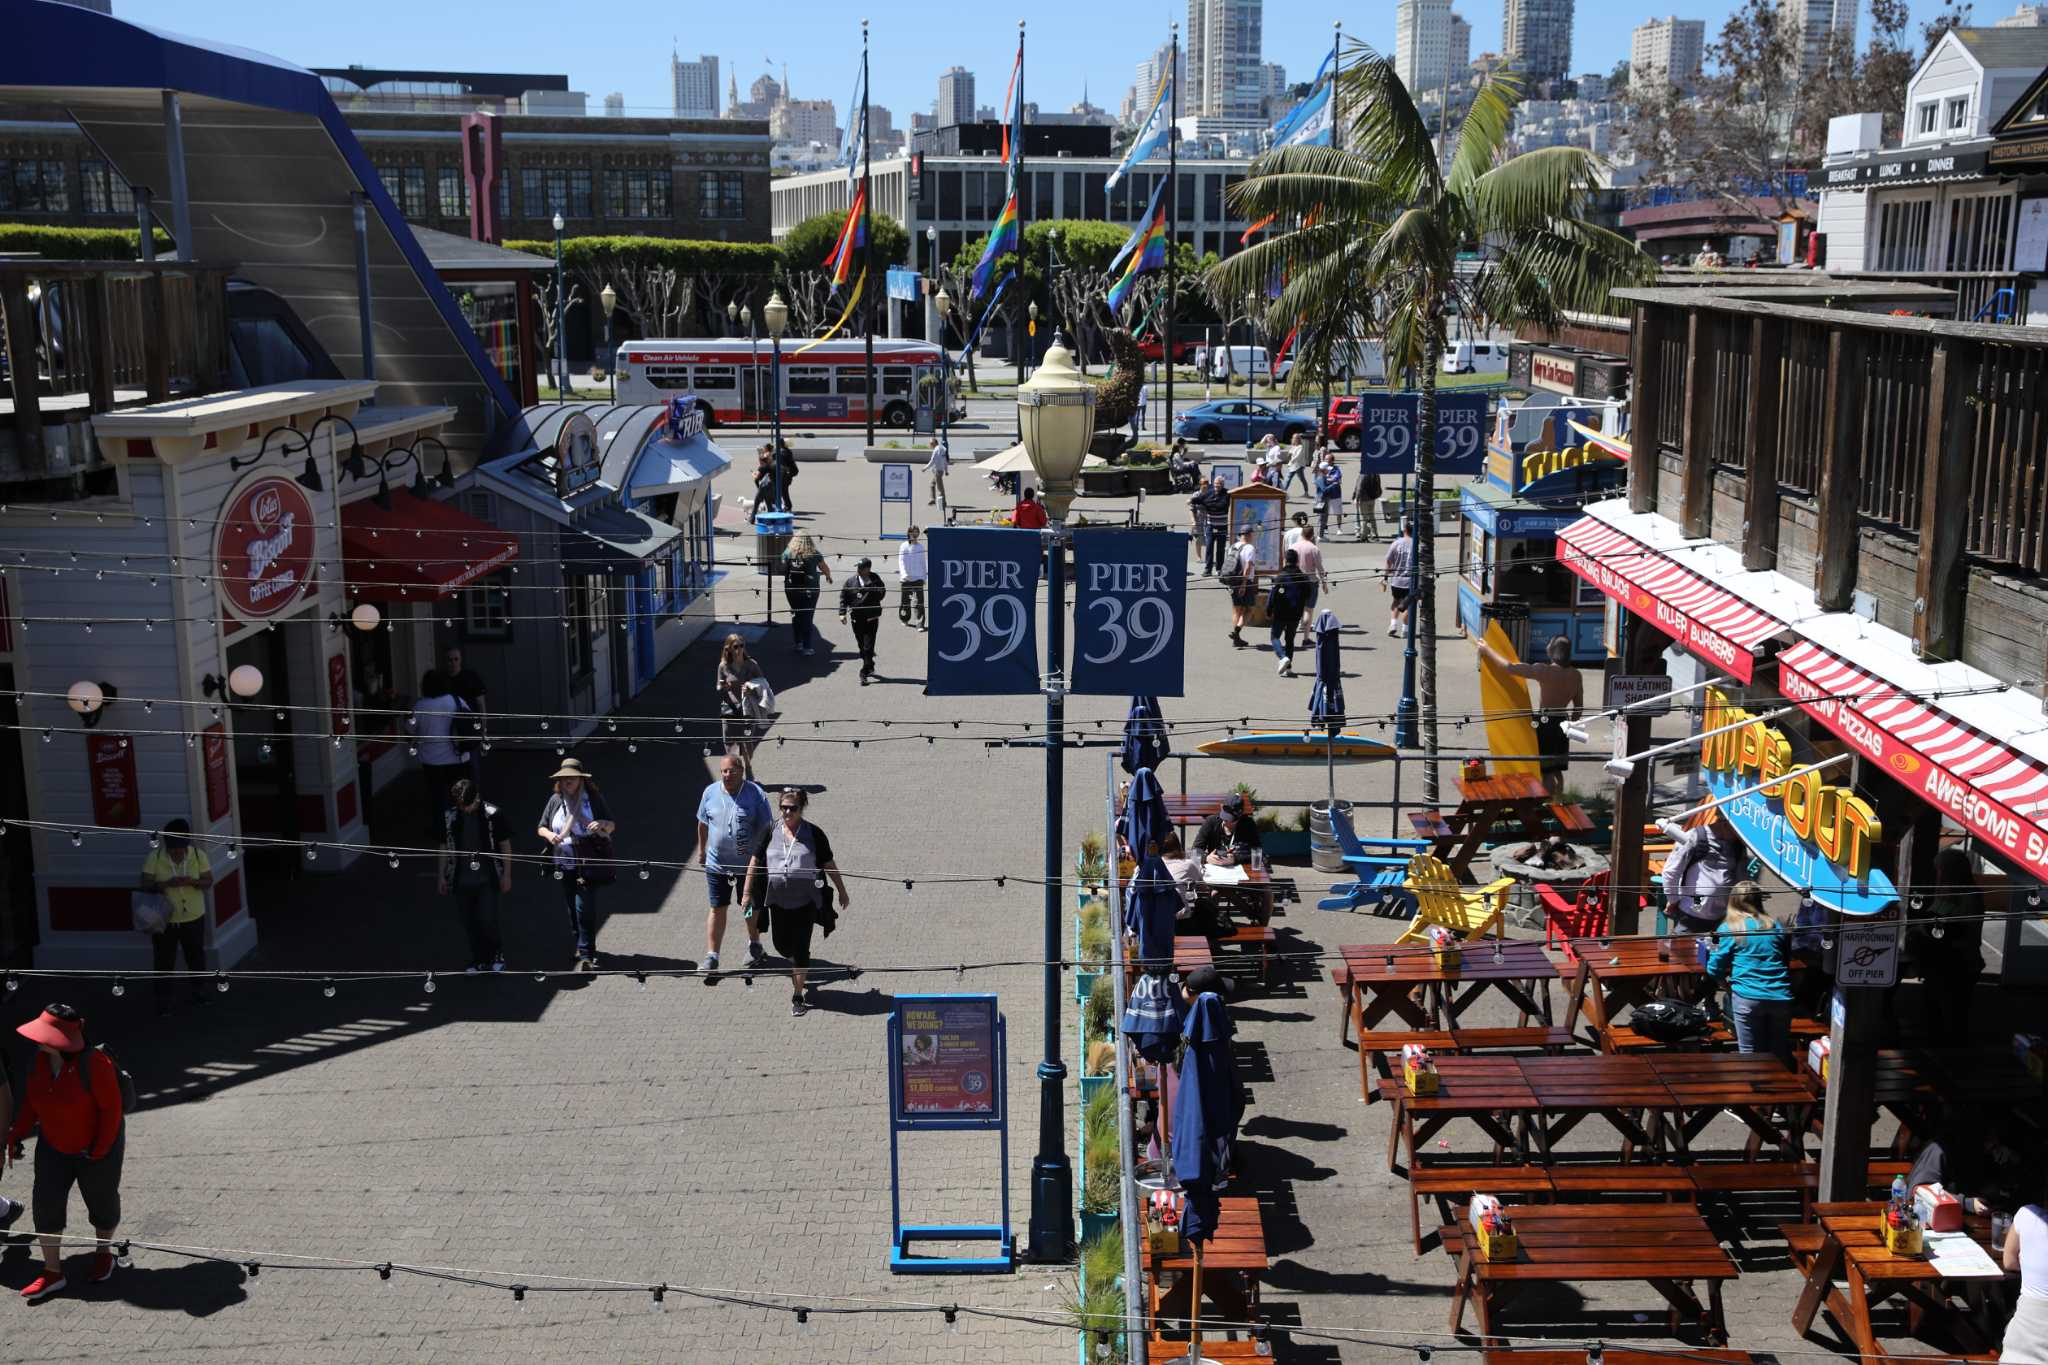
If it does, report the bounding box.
[440,778,514,974]
[536,758,616,972]
[7,1004,126,1302]
[838,557,888,685]
[1265,548,1312,675]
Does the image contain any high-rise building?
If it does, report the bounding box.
[1449,15,1473,79]
[771,98,838,147]
[1124,40,1185,124]
[1187,0,1265,120]
[1784,0,1857,78]
[603,92,625,118]
[1502,0,1575,87]
[1630,16,1705,90]
[1397,0,1464,96]
[671,52,720,119]
[1996,3,2048,25]
[937,66,976,127]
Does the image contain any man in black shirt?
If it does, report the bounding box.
[1192,796,1263,865]
[1190,477,1230,576]
[439,778,513,972]
[839,558,888,684]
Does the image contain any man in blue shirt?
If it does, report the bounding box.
[695,750,773,979]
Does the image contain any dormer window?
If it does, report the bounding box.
[1917,102,1938,135]
[1947,96,1969,130]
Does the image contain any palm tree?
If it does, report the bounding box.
[1210,47,1652,801]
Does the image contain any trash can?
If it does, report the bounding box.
[755,510,793,574]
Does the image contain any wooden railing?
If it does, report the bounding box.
[1621,284,2048,660]
[1829,271,2037,325]
[1,260,234,479]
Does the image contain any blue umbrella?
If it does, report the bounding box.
[1308,608,1346,810]
[1123,852,1182,974]
[1119,765,1170,862]
[1120,969,1184,1064]
[1120,695,1171,776]
[1170,982,1241,1245]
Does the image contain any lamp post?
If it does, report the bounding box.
[551,210,567,398]
[1243,290,1262,457]
[727,299,739,334]
[600,283,617,402]
[764,290,789,510]
[1015,334,1094,1265]
[934,286,954,460]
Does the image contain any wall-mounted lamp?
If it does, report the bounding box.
[200,665,265,701]
[227,413,363,492]
[329,602,383,633]
[67,679,117,728]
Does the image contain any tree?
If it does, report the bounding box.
[1210,45,1652,801]
[533,273,583,389]
[778,208,910,276]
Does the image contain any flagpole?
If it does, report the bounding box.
[1322,19,1339,428]
[1014,20,1028,410]
[862,19,876,446]
[1165,19,1179,452]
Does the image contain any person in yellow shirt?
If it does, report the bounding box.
[139,820,211,1015]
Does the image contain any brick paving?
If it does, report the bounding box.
[0,424,1998,1363]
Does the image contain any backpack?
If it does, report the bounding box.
[1631,998,1711,1043]
[85,1046,138,1114]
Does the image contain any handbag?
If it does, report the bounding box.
[131,891,170,934]
[576,831,617,885]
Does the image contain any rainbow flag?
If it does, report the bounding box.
[1105,178,1168,315]
[824,185,867,288]
[970,192,1018,300]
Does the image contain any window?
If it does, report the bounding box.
[786,366,831,395]
[642,363,692,391]
[691,365,737,391]
[568,169,592,218]
[1062,171,1080,218]
[1033,169,1055,222]
[1943,191,2016,272]
[564,577,595,680]
[696,170,744,220]
[938,169,962,219]
[603,168,672,220]
[1874,196,1934,271]
[835,370,869,395]
[1947,96,1969,130]
[1204,174,1223,220]
[520,168,585,220]
[880,366,913,396]
[0,159,68,213]
[438,166,470,219]
[1916,102,1938,134]
[962,166,985,220]
[1084,172,1106,221]
[373,163,427,220]
[79,159,133,215]
[462,570,512,640]
[521,167,544,219]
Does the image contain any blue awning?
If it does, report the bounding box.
[627,429,731,498]
[565,502,682,568]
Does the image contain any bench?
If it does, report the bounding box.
[1548,802,1596,833]
[1357,1026,1574,1097]
[1213,923,1276,982]
[1409,1162,1701,1253]
[1689,1160,1820,1221]
[1144,1278,1268,1361]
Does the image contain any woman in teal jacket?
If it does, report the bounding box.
[1705,879,1794,1062]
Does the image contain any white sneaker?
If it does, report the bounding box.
[1387,625,1401,637]
[1275,655,1288,675]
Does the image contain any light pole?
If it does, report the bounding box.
[935,286,955,459]
[1016,333,1094,1266]
[1243,290,1262,457]
[551,210,567,398]
[600,282,617,402]
[760,290,791,626]
[1395,510,1422,747]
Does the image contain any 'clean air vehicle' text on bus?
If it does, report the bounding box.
[613,337,956,429]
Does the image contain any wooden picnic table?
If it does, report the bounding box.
[1174,936,1215,976]
[1118,790,1230,839]
[1379,1056,1538,1170]
[1791,1201,2013,1359]
[1202,861,1277,927]
[1515,1054,1670,1160]
[1338,940,1562,1102]
[1858,1047,2048,1148]
[1442,1204,1737,1342]
[1407,771,1568,880]
[1561,935,1707,1048]
[1647,1053,1817,1159]
[1148,1193,1267,1325]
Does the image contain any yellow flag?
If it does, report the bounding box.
[1478,622,1542,777]
[792,267,866,357]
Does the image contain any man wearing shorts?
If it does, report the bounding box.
[1476,634,1585,794]
[1384,518,1415,637]
[694,751,773,979]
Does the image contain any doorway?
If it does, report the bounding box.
[226,627,300,903]
[0,669,38,965]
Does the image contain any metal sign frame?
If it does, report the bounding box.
[879,463,913,541]
[886,994,1014,1273]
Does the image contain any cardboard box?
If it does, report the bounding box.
[1807,1036,1831,1082]
[1477,1220,1520,1261]
[1403,1042,1440,1095]
[1913,1184,1963,1233]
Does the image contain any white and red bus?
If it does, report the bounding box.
[613,337,956,429]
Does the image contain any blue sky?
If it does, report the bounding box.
[116,0,1981,123]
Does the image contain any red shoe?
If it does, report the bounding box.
[21,1272,68,1303]
[88,1250,116,1283]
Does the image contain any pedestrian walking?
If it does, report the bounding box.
[924,436,950,510]
[7,1004,123,1303]
[1168,438,1200,492]
[1354,468,1382,541]
[749,444,779,518]
[412,670,472,842]
[1131,382,1149,443]
[839,556,887,684]
[694,750,772,980]
[897,526,928,630]
[1227,527,1258,648]
[1998,1190,2048,1363]
[439,778,512,973]
[536,758,616,971]
[443,646,488,783]
[781,531,832,657]
[743,787,852,1017]
[717,634,767,776]
[1265,549,1311,675]
[1191,476,1229,575]
[138,819,211,1014]
[775,439,799,512]
[1283,431,1313,494]
[1012,486,1049,530]
[1383,518,1414,636]
[1704,880,1793,1062]
[1314,453,1344,536]
[1293,524,1327,617]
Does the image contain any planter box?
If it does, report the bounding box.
[1079,1069,1113,1106]
[790,444,838,463]
[1075,966,1104,1004]
[1080,469,1133,498]
[862,446,919,462]
[1127,466,1173,494]
[1260,829,1311,858]
[1077,1207,1119,1246]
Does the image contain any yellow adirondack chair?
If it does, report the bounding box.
[1394,854,1511,944]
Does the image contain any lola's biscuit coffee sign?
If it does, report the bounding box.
[217,475,316,621]
[1700,688,1897,916]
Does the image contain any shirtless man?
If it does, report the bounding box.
[1476,635,1584,794]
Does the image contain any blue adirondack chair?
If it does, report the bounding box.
[1316,804,1430,915]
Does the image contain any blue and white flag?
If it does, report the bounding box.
[839,64,865,183]
[1268,48,1335,149]
[1106,68,1173,191]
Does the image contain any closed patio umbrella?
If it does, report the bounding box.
[1123,851,1182,976]
[1121,694,1171,776]
[1119,765,1170,862]
[1308,608,1346,811]
[1170,966,1242,1362]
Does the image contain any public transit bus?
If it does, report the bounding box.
[613,337,954,430]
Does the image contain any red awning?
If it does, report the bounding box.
[341,490,519,603]
[1556,515,1789,682]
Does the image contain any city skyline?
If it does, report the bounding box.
[115,0,1979,125]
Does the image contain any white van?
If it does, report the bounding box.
[1442,340,1509,375]
[1329,338,1389,385]
[1206,344,1291,381]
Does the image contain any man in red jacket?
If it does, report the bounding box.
[8,1004,124,1302]
[1011,486,1049,530]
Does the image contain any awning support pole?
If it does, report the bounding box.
[352,192,377,388]
[160,93,193,261]
[134,187,156,263]
[1607,610,1667,935]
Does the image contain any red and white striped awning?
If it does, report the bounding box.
[1780,637,2048,884]
[1557,515,1789,682]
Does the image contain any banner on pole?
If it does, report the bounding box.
[1355,392,1491,475]
[924,527,1042,695]
[1070,530,1189,697]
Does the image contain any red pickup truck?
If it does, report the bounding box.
[1135,336,1198,362]
[1325,396,1364,450]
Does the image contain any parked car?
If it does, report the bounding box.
[1442,340,1510,375]
[1204,344,1292,382]
[1135,335,1198,362]
[1173,399,1314,445]
[1325,395,1365,451]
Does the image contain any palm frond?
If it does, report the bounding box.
[1497,218,1655,314]
[1332,42,1440,202]
[1446,71,1522,195]
[1466,146,1602,237]
[1226,146,1410,225]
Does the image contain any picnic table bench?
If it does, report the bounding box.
[1147,1194,1268,1328]
[1406,771,1589,880]
[1790,1201,2014,1359]
[1357,1025,1577,1106]
[1441,1203,1737,1342]
[1561,935,1707,1049]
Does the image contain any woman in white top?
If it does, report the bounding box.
[411,671,471,843]
[2005,1196,2048,1363]
[1284,434,1313,495]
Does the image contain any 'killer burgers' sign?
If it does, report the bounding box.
[217,475,317,621]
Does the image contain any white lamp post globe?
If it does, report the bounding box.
[349,603,382,631]
[1015,337,1096,522]
[763,291,789,339]
[552,211,565,233]
[227,664,265,699]
[66,680,104,715]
